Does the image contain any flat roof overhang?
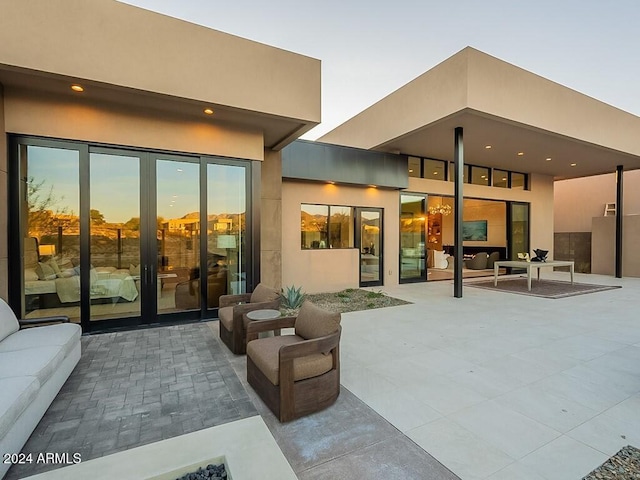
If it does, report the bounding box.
[0,65,317,150]
[320,47,640,179]
[0,0,321,150]
[374,108,640,180]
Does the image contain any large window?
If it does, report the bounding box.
[301,204,352,249]
[423,159,446,180]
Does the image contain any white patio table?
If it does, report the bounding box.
[493,260,574,291]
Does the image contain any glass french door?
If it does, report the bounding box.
[88,152,203,327]
[400,194,427,283]
[355,208,383,287]
[12,137,251,331]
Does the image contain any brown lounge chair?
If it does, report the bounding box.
[218,283,280,354]
[246,301,341,422]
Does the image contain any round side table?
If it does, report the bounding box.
[244,309,282,342]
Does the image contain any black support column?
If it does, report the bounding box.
[453,127,464,298]
[615,165,623,278]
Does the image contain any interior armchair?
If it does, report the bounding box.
[246,301,341,422]
[218,283,280,354]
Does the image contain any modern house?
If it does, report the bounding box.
[281,47,640,293]
[2,1,640,333]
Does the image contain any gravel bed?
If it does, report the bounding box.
[583,445,640,479]
[301,288,411,314]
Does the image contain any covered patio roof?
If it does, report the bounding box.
[320,47,640,180]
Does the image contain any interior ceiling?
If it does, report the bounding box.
[376,110,640,180]
[0,66,313,149]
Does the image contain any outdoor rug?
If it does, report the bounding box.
[466,277,621,299]
[582,445,640,479]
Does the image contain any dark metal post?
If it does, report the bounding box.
[454,127,464,298]
[615,165,623,278]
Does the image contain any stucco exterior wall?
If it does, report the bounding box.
[318,52,469,149]
[0,84,7,301]
[282,182,399,293]
[4,89,264,160]
[466,49,640,158]
[555,172,640,233]
[0,0,320,124]
[592,215,640,277]
[261,150,283,289]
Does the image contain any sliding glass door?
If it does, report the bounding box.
[400,194,427,283]
[11,137,252,332]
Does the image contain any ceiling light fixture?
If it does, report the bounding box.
[517,152,524,156]
[409,169,414,173]
[546,158,552,161]
[485,145,492,149]
[203,108,214,115]
[570,163,577,167]
[71,85,84,92]
[428,204,452,216]
[368,185,377,188]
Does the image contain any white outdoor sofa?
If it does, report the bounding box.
[0,299,81,479]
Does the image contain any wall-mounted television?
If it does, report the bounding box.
[462,220,487,241]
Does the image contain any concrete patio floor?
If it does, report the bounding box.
[8,271,640,480]
[344,272,640,479]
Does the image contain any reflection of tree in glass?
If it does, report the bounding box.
[27,176,75,237]
[90,209,105,225]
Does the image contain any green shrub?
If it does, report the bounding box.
[280,285,306,310]
[366,290,385,299]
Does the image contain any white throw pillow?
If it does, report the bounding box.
[24,268,39,282]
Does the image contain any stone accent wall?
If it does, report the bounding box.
[260,149,282,290]
[554,232,591,273]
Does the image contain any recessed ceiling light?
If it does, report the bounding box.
[368,185,377,188]
[570,163,577,167]
[517,152,524,156]
[546,158,552,161]
[327,181,335,185]
[71,84,84,92]
[485,145,492,149]
[203,108,214,115]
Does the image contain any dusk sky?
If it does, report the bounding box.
[120,1,640,139]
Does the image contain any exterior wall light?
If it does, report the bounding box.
[71,85,84,92]
[203,108,214,115]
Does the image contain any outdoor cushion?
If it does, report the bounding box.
[0,323,81,358]
[249,284,279,304]
[0,376,40,440]
[0,299,20,343]
[295,301,341,340]
[218,306,234,331]
[0,346,67,385]
[247,335,333,386]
